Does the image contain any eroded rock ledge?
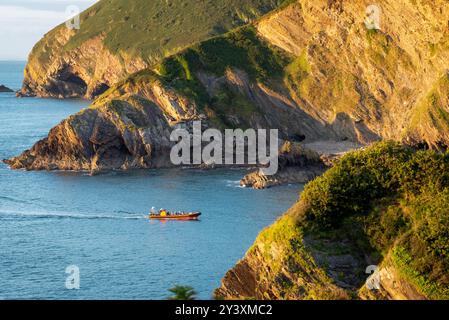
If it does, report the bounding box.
[4,96,173,171]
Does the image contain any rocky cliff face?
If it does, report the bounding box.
[255,0,449,148]
[215,211,426,300]
[4,95,174,171]
[19,31,147,99]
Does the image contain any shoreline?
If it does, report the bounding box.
[3,139,364,188]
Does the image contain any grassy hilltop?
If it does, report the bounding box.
[65,0,292,59]
[22,0,293,98]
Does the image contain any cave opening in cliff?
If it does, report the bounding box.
[56,67,88,96]
[65,73,87,87]
[92,83,110,97]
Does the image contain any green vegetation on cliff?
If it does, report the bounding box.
[409,73,449,147]
[156,26,290,126]
[100,26,291,128]
[157,26,290,83]
[33,0,292,65]
[299,141,449,298]
[23,0,296,98]
[236,142,449,299]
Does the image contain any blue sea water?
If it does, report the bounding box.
[0,61,302,299]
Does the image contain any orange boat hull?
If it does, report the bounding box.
[149,212,201,220]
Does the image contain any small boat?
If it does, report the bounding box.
[149,208,201,221]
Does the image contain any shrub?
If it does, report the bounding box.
[410,190,449,259]
[399,150,449,198]
[296,141,449,298]
[301,141,411,228]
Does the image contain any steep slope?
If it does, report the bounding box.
[216,142,449,300]
[407,74,449,147]
[255,0,449,147]
[18,0,292,99]
[6,0,449,170]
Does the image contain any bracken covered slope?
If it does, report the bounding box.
[18,0,291,99]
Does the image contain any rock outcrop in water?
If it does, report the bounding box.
[241,141,326,189]
[240,140,367,189]
[0,85,13,93]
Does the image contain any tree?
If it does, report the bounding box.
[167,285,197,300]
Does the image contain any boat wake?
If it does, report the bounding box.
[0,209,147,221]
[0,195,34,204]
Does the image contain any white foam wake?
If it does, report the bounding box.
[0,209,147,220]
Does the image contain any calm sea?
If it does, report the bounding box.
[0,61,301,299]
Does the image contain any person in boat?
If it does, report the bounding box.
[159,209,169,217]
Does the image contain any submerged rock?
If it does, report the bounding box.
[241,166,325,189]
